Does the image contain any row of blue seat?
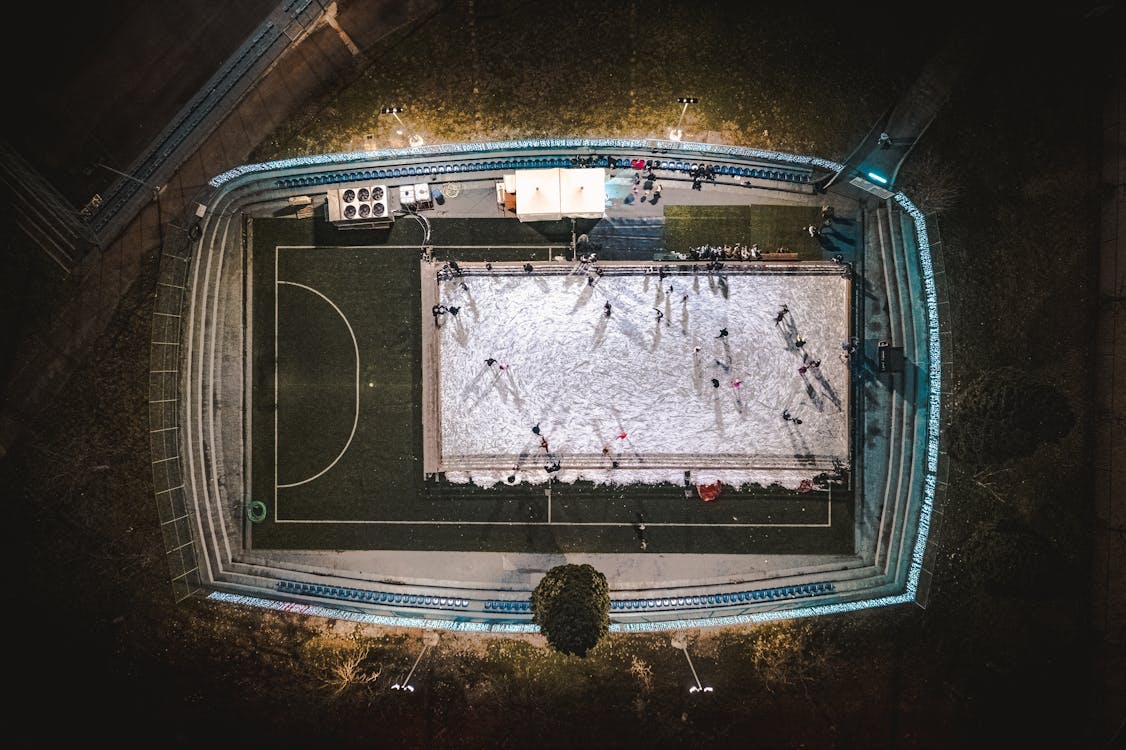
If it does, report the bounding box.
[274,157,810,189]
[278,580,470,608]
[484,599,532,613]
[608,582,834,611]
[278,579,834,614]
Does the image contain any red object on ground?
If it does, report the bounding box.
[617,432,628,440]
[696,482,722,502]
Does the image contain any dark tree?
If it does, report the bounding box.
[531,563,610,657]
[960,518,1066,598]
[948,367,1075,466]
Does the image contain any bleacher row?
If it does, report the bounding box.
[608,582,835,612]
[272,156,812,190]
[278,578,835,616]
[276,580,470,609]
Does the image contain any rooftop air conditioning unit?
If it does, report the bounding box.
[328,184,390,224]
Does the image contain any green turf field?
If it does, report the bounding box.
[663,205,825,257]
[248,217,853,553]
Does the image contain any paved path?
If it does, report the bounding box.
[0,1,445,459]
[828,29,983,191]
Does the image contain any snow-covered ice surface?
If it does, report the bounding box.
[435,264,849,489]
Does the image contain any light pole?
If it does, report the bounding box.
[392,631,439,692]
[670,633,713,693]
[668,97,698,142]
[380,105,425,148]
[94,162,165,201]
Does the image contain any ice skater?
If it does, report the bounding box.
[532,423,541,435]
[775,305,789,324]
[447,305,460,316]
[604,301,612,317]
[653,308,665,324]
[485,357,497,367]
[717,327,728,338]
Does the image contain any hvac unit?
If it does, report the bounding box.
[328,184,391,226]
[398,184,415,210]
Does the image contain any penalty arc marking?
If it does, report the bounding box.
[276,280,360,489]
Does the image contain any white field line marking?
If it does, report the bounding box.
[275,280,361,489]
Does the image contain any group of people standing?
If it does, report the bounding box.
[687,243,764,261]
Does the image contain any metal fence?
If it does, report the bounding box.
[148,202,207,602]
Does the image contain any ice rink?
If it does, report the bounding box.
[432,263,850,488]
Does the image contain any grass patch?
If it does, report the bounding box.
[663,204,822,257]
